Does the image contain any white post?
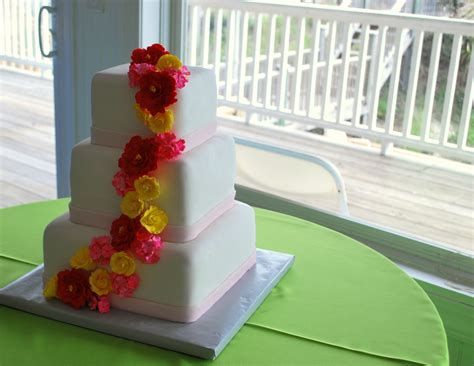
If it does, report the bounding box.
[321,21,337,121]
[421,32,442,142]
[237,11,249,103]
[264,14,276,109]
[250,13,263,106]
[307,19,321,117]
[292,17,306,114]
[402,29,424,138]
[336,22,352,124]
[214,9,223,95]
[352,24,370,127]
[458,51,474,150]
[439,34,462,145]
[367,25,388,130]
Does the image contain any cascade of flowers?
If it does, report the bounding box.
[43,44,189,313]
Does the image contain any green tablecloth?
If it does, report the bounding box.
[0,199,448,365]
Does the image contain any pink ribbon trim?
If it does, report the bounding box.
[90,122,217,152]
[109,251,257,323]
[69,192,236,243]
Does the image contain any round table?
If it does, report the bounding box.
[0,199,448,365]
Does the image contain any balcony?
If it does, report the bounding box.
[0,0,473,254]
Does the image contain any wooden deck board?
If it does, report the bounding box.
[220,121,474,252]
[0,69,472,253]
[0,70,57,207]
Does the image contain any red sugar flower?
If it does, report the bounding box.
[135,71,177,115]
[131,44,168,65]
[110,215,140,251]
[128,63,156,88]
[155,132,185,160]
[56,268,92,309]
[118,136,159,177]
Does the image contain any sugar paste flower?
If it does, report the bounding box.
[131,230,163,264]
[134,175,160,201]
[128,62,156,88]
[111,273,140,297]
[166,65,190,89]
[89,236,115,266]
[135,71,177,115]
[110,214,140,251]
[112,170,134,197]
[98,296,110,313]
[134,106,174,134]
[140,206,168,234]
[56,268,92,309]
[89,268,113,296]
[70,247,96,271]
[131,43,168,65]
[110,251,136,276]
[120,191,145,219]
[155,132,185,160]
[43,275,58,298]
[156,54,182,71]
[119,136,159,177]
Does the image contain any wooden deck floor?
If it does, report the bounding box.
[0,70,56,206]
[0,69,472,252]
[220,121,474,253]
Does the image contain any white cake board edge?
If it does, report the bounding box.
[0,249,295,360]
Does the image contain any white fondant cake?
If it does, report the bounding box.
[91,65,217,144]
[42,50,256,323]
[70,134,236,241]
[43,203,256,322]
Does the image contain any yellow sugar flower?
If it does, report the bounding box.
[140,206,168,234]
[156,54,182,71]
[43,275,58,298]
[134,104,174,133]
[110,252,136,276]
[121,191,144,218]
[146,110,174,134]
[134,175,160,201]
[70,246,96,271]
[89,268,113,296]
[134,103,148,123]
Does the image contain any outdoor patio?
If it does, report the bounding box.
[0,68,472,253]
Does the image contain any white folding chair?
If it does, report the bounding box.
[234,137,349,216]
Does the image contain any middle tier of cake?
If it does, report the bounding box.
[70,133,236,242]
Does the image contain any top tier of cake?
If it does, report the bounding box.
[91,65,217,147]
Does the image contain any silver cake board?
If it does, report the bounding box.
[0,249,294,360]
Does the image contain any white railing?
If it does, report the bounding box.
[0,0,53,78]
[187,0,474,162]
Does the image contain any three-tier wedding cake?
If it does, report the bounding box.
[42,44,256,323]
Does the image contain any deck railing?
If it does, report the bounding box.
[0,0,53,78]
[187,0,474,162]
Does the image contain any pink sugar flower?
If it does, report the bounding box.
[155,132,185,160]
[166,66,190,89]
[111,273,140,297]
[89,236,115,266]
[128,62,156,88]
[131,233,163,264]
[98,296,110,313]
[112,170,134,197]
[88,295,98,310]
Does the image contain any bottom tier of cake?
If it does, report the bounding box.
[43,201,256,322]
